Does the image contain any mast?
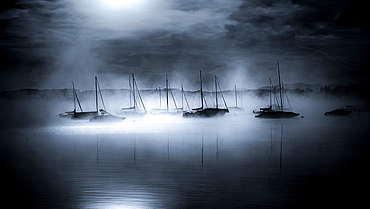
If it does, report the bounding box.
[216,77,228,110]
[181,84,184,110]
[166,74,169,112]
[97,79,106,111]
[159,87,162,109]
[132,73,136,112]
[200,70,204,109]
[132,73,146,112]
[234,84,237,107]
[277,61,283,111]
[95,77,98,112]
[241,90,243,107]
[73,82,76,111]
[215,76,218,108]
[129,78,132,108]
[73,82,83,112]
[169,85,178,111]
[281,82,284,110]
[269,78,272,108]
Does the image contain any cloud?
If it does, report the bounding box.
[1,0,369,91]
[68,0,242,40]
[0,0,245,90]
[226,1,309,45]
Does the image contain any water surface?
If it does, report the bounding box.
[1,113,369,208]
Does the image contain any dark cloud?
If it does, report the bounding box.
[0,0,369,91]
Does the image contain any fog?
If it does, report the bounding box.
[2,1,370,207]
[0,85,366,130]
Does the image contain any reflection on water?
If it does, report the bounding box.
[1,113,369,208]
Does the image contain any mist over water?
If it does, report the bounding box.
[1,90,369,208]
[1,0,370,207]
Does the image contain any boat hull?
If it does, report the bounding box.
[182,108,229,118]
[72,111,98,120]
[255,111,299,118]
[324,109,352,116]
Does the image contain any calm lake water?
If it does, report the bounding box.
[1,112,369,208]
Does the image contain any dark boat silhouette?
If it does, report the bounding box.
[59,77,100,119]
[183,70,229,118]
[121,73,147,117]
[255,61,299,119]
[324,108,352,116]
[256,108,299,118]
[59,77,125,122]
[183,107,229,118]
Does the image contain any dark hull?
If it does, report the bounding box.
[324,109,352,116]
[89,115,125,122]
[255,111,299,118]
[72,111,98,119]
[182,108,229,118]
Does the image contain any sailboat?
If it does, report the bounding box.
[253,77,274,115]
[57,77,100,119]
[58,82,79,118]
[150,74,183,115]
[89,78,126,122]
[255,61,299,118]
[176,84,191,113]
[324,108,352,116]
[58,77,124,121]
[121,73,147,117]
[182,70,229,118]
[71,77,101,119]
[228,84,244,112]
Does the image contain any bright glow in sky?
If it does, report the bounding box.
[99,0,144,10]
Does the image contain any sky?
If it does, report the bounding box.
[1,0,369,91]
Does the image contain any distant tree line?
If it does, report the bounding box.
[255,83,369,100]
[1,83,369,101]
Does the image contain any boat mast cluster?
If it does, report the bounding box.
[59,61,301,120]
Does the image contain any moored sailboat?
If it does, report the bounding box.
[88,78,125,122]
[58,77,100,119]
[121,73,147,117]
[183,70,229,118]
[255,61,299,118]
[59,77,125,121]
[228,84,244,112]
[150,74,183,115]
[324,108,352,116]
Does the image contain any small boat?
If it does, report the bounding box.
[256,108,300,118]
[324,108,352,116]
[183,70,229,118]
[255,61,299,119]
[183,107,229,118]
[89,109,126,122]
[121,73,147,117]
[150,74,183,115]
[59,78,99,119]
[89,79,126,122]
[228,84,244,112]
[253,78,274,115]
[60,77,125,122]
